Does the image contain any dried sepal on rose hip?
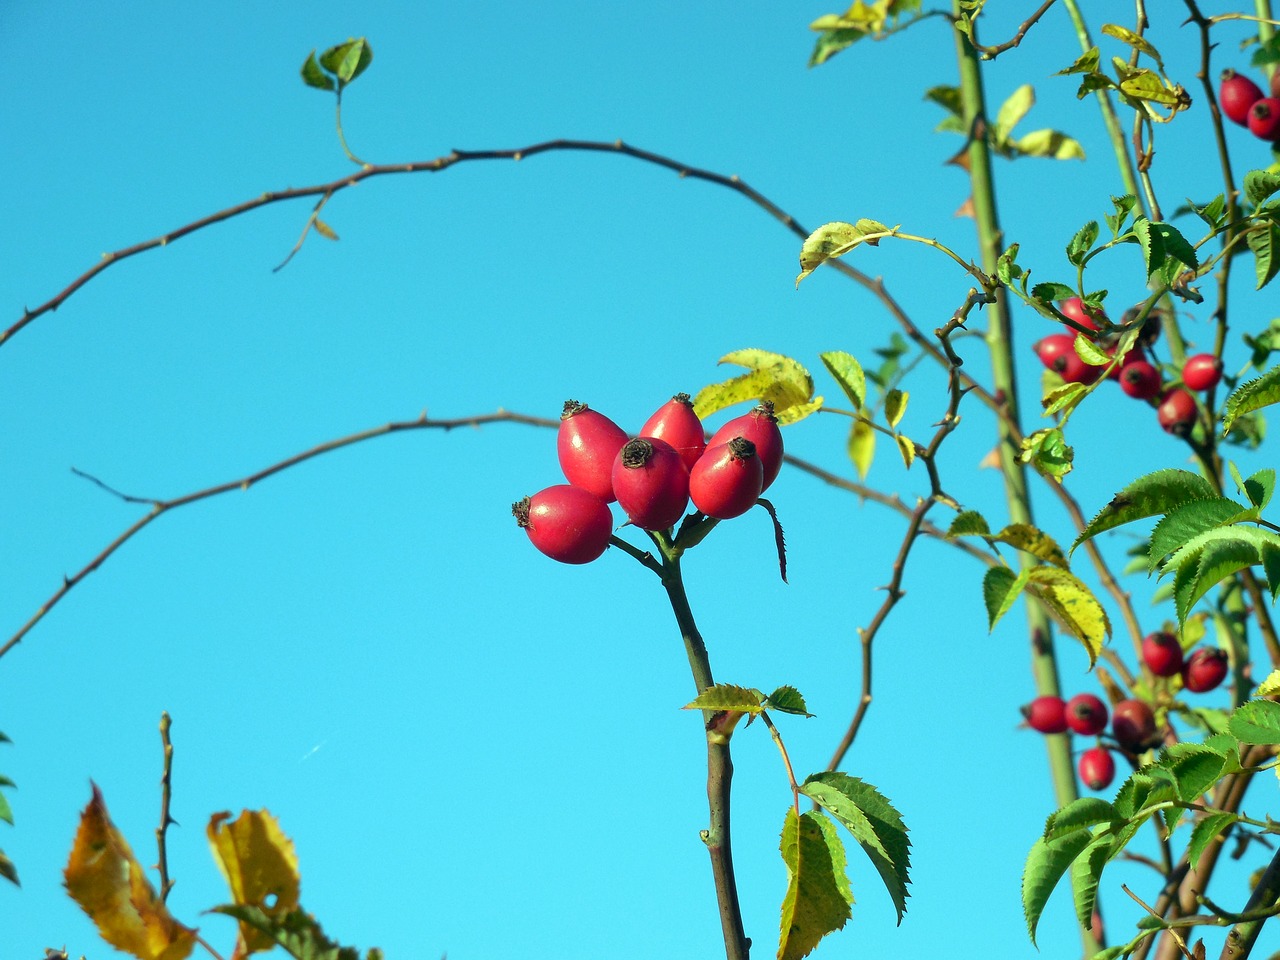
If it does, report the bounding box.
[689,437,765,520]
[557,400,629,502]
[640,394,706,472]
[708,401,784,491]
[513,485,613,564]
[612,436,690,532]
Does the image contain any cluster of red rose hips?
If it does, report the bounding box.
[513,395,784,564]
[1033,297,1223,436]
[1220,67,1280,144]
[1021,632,1229,791]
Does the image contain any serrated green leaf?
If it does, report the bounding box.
[1247,217,1280,290]
[1023,827,1093,945]
[1074,335,1112,367]
[1147,498,1249,573]
[1101,23,1162,65]
[848,420,875,480]
[1074,469,1217,551]
[1010,129,1086,161]
[1020,427,1074,481]
[994,84,1035,144]
[1164,528,1280,624]
[1243,468,1276,510]
[1042,382,1088,418]
[1043,798,1119,841]
[1056,46,1100,76]
[800,772,911,924]
[884,389,907,428]
[683,683,765,714]
[1258,669,1280,697]
[796,220,895,286]
[1115,768,1178,819]
[948,510,991,537]
[1228,699,1280,744]
[1188,812,1238,869]
[777,809,853,960]
[984,565,1030,631]
[1032,281,1077,304]
[213,904,369,960]
[808,29,863,68]
[993,525,1069,569]
[1161,747,1227,803]
[1245,171,1280,208]
[820,351,866,411]
[1067,221,1100,265]
[1026,567,1110,666]
[1225,365,1280,432]
[766,686,813,717]
[1191,194,1227,229]
[1071,828,1115,931]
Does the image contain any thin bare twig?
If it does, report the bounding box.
[155,712,176,902]
[968,0,1059,59]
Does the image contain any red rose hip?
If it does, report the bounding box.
[708,402,784,491]
[689,437,765,519]
[1182,354,1223,392]
[1142,631,1184,677]
[513,485,613,564]
[1058,297,1106,337]
[612,437,690,531]
[1157,389,1197,435]
[640,394,706,472]
[557,400,629,502]
[1111,699,1157,750]
[1220,69,1265,126]
[1022,695,1068,734]
[1079,746,1116,791]
[1183,648,1229,693]
[1119,360,1161,400]
[1248,97,1280,141]
[1065,693,1108,735]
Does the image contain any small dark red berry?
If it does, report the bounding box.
[1183,648,1229,693]
[1119,360,1162,400]
[1221,69,1265,126]
[1058,297,1106,337]
[1065,693,1109,735]
[1157,389,1197,435]
[513,485,613,564]
[1112,699,1157,750]
[611,437,690,531]
[1182,354,1223,392]
[640,394,706,472]
[1079,746,1116,791]
[558,401,629,502]
[1022,696,1068,734]
[689,437,765,520]
[1034,333,1102,385]
[708,402,784,491]
[1142,631,1184,677]
[1248,97,1280,141]
[1034,334,1075,368]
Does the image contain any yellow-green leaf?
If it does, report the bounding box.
[994,85,1035,144]
[312,219,339,241]
[1010,129,1086,161]
[993,524,1070,569]
[682,683,765,714]
[777,809,853,960]
[1256,669,1280,698]
[64,785,197,960]
[849,419,875,480]
[796,220,895,286]
[1118,67,1180,106]
[208,810,302,960]
[820,351,866,410]
[884,389,908,429]
[776,397,824,426]
[1101,23,1162,65]
[1020,428,1074,482]
[1027,568,1111,667]
[693,350,814,420]
[895,434,915,470]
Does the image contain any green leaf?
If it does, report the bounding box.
[1031,281,1077,304]
[800,772,911,924]
[1118,67,1181,106]
[1190,194,1227,229]
[1027,567,1111,667]
[1074,335,1113,367]
[1042,382,1088,419]
[796,220,895,286]
[1020,428,1074,482]
[766,686,813,717]
[1164,747,1228,803]
[994,84,1036,144]
[1228,699,1280,745]
[848,420,875,480]
[0,791,10,826]
[948,510,991,537]
[923,85,962,117]
[777,809,853,960]
[1114,769,1177,820]
[1147,498,1249,573]
[1009,129,1086,161]
[300,51,336,91]
[884,389,907,429]
[683,684,765,714]
[1188,812,1237,869]
[992,524,1069,569]
[213,904,372,960]
[1067,221,1100,266]
[983,565,1029,632]
[820,351,866,411]
[1023,827,1094,945]
[1245,170,1280,208]
[1242,468,1275,510]
[1071,827,1115,931]
[1073,469,1217,551]
[1246,216,1280,290]
[0,849,15,887]
[1105,195,1139,236]
[318,38,373,87]
[1165,527,1280,624]
[1042,797,1119,841]
[1225,365,1280,432]
[1101,23,1163,65]
[1056,46,1100,76]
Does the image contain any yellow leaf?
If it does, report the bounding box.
[884,389,908,429]
[894,434,915,469]
[1257,669,1280,698]
[312,219,339,241]
[208,810,302,960]
[64,785,197,960]
[1026,567,1111,667]
[849,419,875,480]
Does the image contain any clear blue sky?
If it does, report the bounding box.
[3,2,1277,958]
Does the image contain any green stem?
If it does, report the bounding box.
[1218,844,1280,960]
[952,7,1096,955]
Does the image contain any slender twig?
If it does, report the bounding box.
[155,712,176,903]
[968,0,1058,59]
[195,935,228,960]
[759,711,801,815]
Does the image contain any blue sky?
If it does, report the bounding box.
[3,2,1279,959]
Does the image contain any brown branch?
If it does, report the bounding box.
[968,0,1059,59]
[155,712,176,903]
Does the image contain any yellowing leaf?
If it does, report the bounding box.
[775,397,824,425]
[778,809,853,960]
[693,350,814,421]
[1027,567,1111,667]
[312,219,339,241]
[894,434,916,469]
[1010,129,1086,161]
[849,419,875,480]
[1257,669,1280,698]
[682,683,765,714]
[796,220,895,286]
[884,389,908,429]
[208,810,302,960]
[64,785,197,960]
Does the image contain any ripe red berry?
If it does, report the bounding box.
[557,401,629,502]
[640,394,706,472]
[1034,333,1102,385]
[1157,389,1198,435]
[1058,297,1106,337]
[1119,360,1162,400]
[689,437,765,520]
[1065,693,1109,735]
[1142,631,1184,677]
[1034,334,1075,368]
[1022,695,1068,734]
[1249,97,1280,141]
[1111,699,1157,750]
[1182,353,1223,392]
[1079,746,1116,791]
[708,402,784,492]
[1220,69,1265,126]
[612,437,690,531]
[513,485,613,564]
[1183,648,1229,693]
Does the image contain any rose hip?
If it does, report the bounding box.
[1022,696,1068,734]
[1142,631,1184,677]
[612,437,690,531]
[513,485,613,564]
[708,402,784,491]
[640,394,706,472]
[689,437,765,519]
[558,400,629,502]
[1079,746,1116,791]
[1065,693,1108,735]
